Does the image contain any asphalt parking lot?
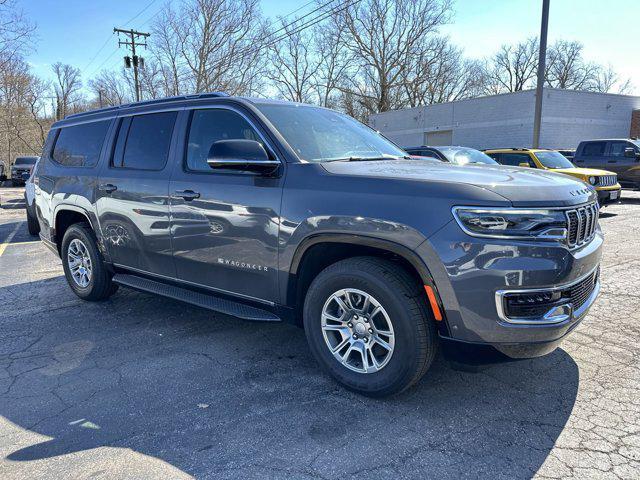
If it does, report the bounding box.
[0,186,639,479]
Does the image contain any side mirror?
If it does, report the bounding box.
[624,147,636,158]
[207,139,279,174]
[519,162,531,168]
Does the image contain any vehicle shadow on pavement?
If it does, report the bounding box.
[0,198,25,210]
[0,277,579,479]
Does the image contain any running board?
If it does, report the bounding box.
[112,274,281,322]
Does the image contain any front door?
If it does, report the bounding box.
[96,110,179,277]
[606,141,638,182]
[169,107,284,304]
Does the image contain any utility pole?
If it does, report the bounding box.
[532,0,550,148]
[113,27,150,102]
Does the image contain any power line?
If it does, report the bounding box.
[127,0,157,24]
[83,33,114,71]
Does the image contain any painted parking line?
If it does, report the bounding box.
[0,221,22,257]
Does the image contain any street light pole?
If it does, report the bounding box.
[532,0,550,148]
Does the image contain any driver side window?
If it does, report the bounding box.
[186,109,261,172]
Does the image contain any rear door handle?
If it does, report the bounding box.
[174,190,200,201]
[98,183,117,193]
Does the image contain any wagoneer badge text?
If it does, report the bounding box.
[217,258,269,272]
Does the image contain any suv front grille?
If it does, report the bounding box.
[565,203,598,248]
[596,175,617,187]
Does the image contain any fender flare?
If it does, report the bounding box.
[289,233,436,286]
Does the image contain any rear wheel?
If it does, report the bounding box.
[61,223,118,301]
[26,204,40,236]
[303,257,437,397]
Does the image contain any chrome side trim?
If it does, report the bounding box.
[495,264,600,325]
[112,263,275,306]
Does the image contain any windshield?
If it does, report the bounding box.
[438,147,497,165]
[534,151,575,169]
[256,104,407,162]
[15,157,37,165]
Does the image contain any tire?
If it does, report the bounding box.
[61,223,118,301]
[26,204,40,236]
[303,256,437,397]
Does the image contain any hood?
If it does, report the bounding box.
[321,160,596,207]
[551,167,615,177]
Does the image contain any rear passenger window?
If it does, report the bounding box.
[52,120,110,167]
[113,112,177,170]
[609,141,629,157]
[186,109,261,172]
[582,142,606,156]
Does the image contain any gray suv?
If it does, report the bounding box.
[33,93,602,396]
[574,139,640,188]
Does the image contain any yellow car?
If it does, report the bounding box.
[484,148,622,206]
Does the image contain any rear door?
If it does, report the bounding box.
[606,141,638,181]
[168,106,283,304]
[96,110,179,277]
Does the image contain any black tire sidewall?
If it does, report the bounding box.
[304,267,424,396]
[61,225,104,299]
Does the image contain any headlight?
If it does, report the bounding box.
[453,207,567,240]
[588,176,596,185]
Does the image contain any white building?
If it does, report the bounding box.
[369,88,640,150]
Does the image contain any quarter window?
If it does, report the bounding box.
[582,142,606,156]
[113,112,177,170]
[186,109,262,172]
[52,120,111,167]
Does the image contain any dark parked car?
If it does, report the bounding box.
[556,149,576,161]
[10,156,39,186]
[573,139,640,188]
[33,93,602,396]
[404,145,498,166]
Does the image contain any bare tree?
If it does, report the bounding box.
[332,0,452,115]
[483,37,538,94]
[151,0,268,96]
[266,17,321,103]
[590,64,633,95]
[545,40,598,90]
[0,0,35,70]
[52,62,83,120]
[88,69,130,106]
[312,18,350,108]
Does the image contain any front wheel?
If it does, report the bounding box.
[61,223,118,301]
[303,257,437,397]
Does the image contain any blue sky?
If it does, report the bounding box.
[23,0,640,94]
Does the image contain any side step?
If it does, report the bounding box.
[112,274,281,322]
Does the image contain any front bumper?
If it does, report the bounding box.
[597,187,621,205]
[416,217,603,358]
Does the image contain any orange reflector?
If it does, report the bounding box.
[424,285,443,321]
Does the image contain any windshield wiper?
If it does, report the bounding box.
[325,155,407,163]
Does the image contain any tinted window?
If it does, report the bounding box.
[582,142,606,156]
[493,153,533,167]
[15,157,38,165]
[52,120,111,167]
[113,112,177,170]
[609,141,630,157]
[186,109,261,172]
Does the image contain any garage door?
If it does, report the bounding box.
[424,130,453,146]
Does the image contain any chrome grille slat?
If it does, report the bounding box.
[565,202,598,248]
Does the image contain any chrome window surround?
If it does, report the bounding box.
[495,265,601,325]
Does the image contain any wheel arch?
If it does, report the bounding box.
[287,234,449,334]
[53,206,96,254]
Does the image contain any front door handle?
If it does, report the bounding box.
[98,183,117,193]
[175,190,200,201]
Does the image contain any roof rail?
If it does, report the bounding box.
[64,92,229,120]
